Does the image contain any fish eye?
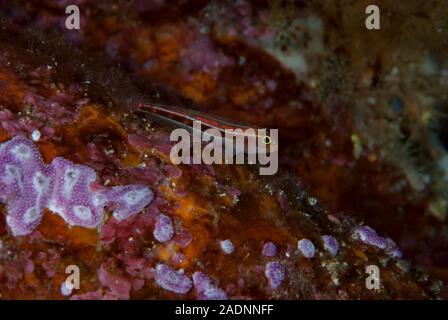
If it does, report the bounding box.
[262,135,272,145]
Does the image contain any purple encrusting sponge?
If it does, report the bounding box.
[192,272,228,300]
[106,185,154,221]
[48,157,104,227]
[0,136,52,235]
[352,225,403,258]
[0,136,153,236]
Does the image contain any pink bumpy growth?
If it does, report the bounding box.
[154,263,192,294]
[192,272,227,300]
[0,136,153,236]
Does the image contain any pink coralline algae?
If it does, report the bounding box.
[0,136,153,236]
[174,228,193,248]
[264,261,285,289]
[154,264,192,294]
[153,213,174,243]
[322,235,339,257]
[98,263,132,300]
[180,35,235,74]
[352,226,402,258]
[192,272,228,300]
[262,242,277,257]
[297,239,315,258]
